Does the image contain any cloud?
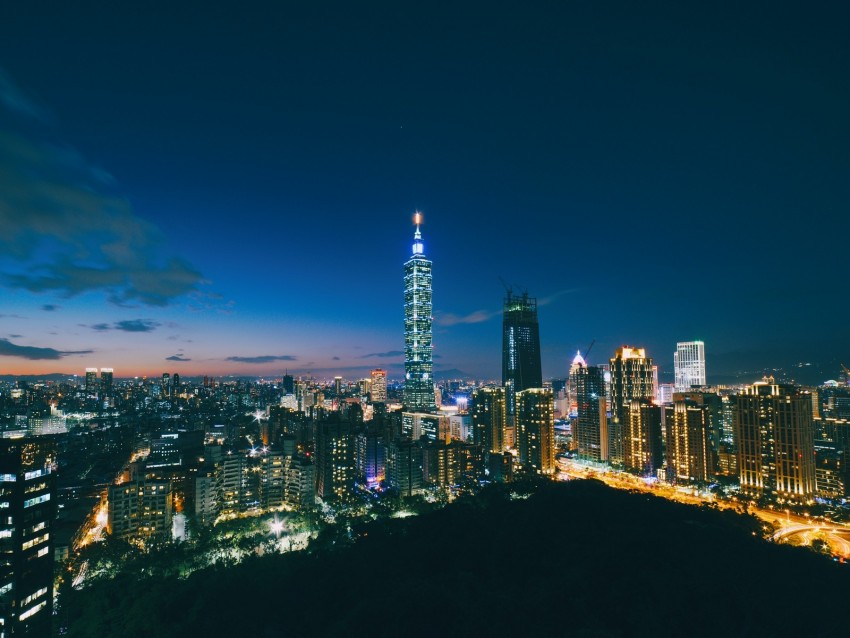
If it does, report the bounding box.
[114,319,160,332]
[0,338,92,360]
[435,289,578,327]
[0,69,205,306]
[0,69,47,120]
[226,355,298,364]
[435,309,498,326]
[332,356,340,360]
[166,355,191,362]
[538,288,580,306]
[86,319,161,333]
[41,304,59,311]
[7,334,22,338]
[360,350,404,359]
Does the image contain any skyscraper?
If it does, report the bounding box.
[516,388,555,474]
[734,378,816,502]
[665,396,712,485]
[370,369,387,403]
[470,386,506,454]
[85,368,98,395]
[502,291,542,425]
[0,439,57,635]
[403,212,436,412]
[100,368,114,398]
[573,363,608,462]
[609,347,655,466]
[674,341,706,391]
[624,399,663,476]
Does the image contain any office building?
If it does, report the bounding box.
[403,212,436,412]
[674,341,706,391]
[502,291,542,426]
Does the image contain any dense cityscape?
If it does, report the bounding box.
[0,216,848,634]
[2,3,850,636]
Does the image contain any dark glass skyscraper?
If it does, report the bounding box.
[0,439,57,635]
[403,212,436,412]
[502,291,542,422]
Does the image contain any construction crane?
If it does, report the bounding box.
[583,339,595,362]
[841,363,850,385]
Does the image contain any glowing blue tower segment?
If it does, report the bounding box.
[404,212,436,412]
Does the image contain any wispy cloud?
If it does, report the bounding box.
[436,288,578,326]
[87,319,161,333]
[0,338,92,360]
[166,354,191,362]
[435,309,498,326]
[0,68,205,306]
[538,288,580,306]
[226,355,298,364]
[359,350,404,358]
[0,69,47,120]
[41,304,59,312]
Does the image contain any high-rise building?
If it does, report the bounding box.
[623,399,663,476]
[470,386,506,454]
[0,439,57,636]
[315,419,354,502]
[100,368,114,397]
[609,347,654,465]
[370,369,388,403]
[665,396,712,485]
[734,378,816,502]
[573,364,608,462]
[355,430,386,488]
[386,439,424,497]
[516,388,555,474]
[107,480,172,543]
[674,341,706,391]
[334,376,343,396]
[85,368,98,395]
[403,212,436,412]
[502,291,542,425]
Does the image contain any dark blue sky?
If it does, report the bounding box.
[0,2,848,381]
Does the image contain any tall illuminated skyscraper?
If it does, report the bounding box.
[403,212,436,412]
[609,346,654,466]
[370,369,387,403]
[502,291,542,426]
[674,341,706,391]
[573,363,608,462]
[734,378,816,502]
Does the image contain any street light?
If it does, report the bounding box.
[270,516,284,538]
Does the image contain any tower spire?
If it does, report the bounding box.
[411,211,425,255]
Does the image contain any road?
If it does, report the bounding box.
[556,457,850,559]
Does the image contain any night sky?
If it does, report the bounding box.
[0,3,848,382]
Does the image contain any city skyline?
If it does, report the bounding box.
[1,4,849,381]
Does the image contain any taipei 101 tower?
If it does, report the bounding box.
[403,212,436,412]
